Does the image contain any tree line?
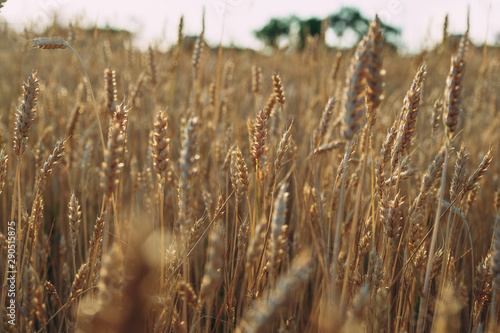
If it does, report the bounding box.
[254,7,401,50]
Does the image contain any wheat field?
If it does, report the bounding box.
[0,13,499,333]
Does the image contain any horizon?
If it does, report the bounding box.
[0,1,498,53]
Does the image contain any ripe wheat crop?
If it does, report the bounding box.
[0,12,499,333]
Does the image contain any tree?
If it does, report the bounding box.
[329,7,400,45]
[253,18,291,48]
[254,7,401,50]
[296,17,323,50]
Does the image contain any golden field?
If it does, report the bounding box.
[0,15,499,332]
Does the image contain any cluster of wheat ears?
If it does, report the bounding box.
[0,9,499,333]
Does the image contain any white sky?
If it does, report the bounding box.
[0,0,498,52]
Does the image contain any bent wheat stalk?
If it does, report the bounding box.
[33,37,106,156]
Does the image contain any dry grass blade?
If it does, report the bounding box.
[366,15,384,110]
[151,110,170,182]
[32,37,68,49]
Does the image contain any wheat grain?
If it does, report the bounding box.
[444,33,468,133]
[13,71,39,157]
[341,37,368,140]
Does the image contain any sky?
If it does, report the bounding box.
[0,0,498,53]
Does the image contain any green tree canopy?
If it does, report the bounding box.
[254,7,401,50]
[253,17,291,48]
[329,7,400,42]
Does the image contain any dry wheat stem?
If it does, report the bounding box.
[417,141,450,333]
[33,36,106,156]
[341,37,368,140]
[331,137,357,300]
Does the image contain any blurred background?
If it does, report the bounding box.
[0,0,498,53]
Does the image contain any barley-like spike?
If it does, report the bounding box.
[272,73,285,107]
[237,218,250,263]
[263,93,277,119]
[473,253,492,320]
[450,146,469,201]
[233,145,249,193]
[444,33,468,133]
[330,51,342,83]
[177,116,199,230]
[36,139,68,191]
[177,281,198,307]
[148,46,157,86]
[246,218,267,270]
[87,212,106,269]
[151,110,170,182]
[22,265,37,323]
[104,67,117,117]
[314,140,345,155]
[192,33,204,81]
[432,99,443,135]
[68,263,88,306]
[13,71,39,157]
[236,251,313,333]
[0,150,7,195]
[269,184,289,273]
[495,189,500,213]
[32,37,68,49]
[274,121,293,172]
[44,281,61,304]
[100,121,124,197]
[251,110,268,163]
[68,192,82,251]
[252,65,262,94]
[382,193,403,240]
[130,72,146,107]
[441,14,449,50]
[315,97,336,147]
[187,217,206,252]
[408,145,447,220]
[66,104,82,138]
[97,244,124,307]
[392,64,426,169]
[199,223,225,305]
[463,148,492,197]
[341,37,368,140]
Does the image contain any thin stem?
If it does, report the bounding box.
[64,42,106,157]
[35,286,97,333]
[160,185,165,291]
[416,142,449,333]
